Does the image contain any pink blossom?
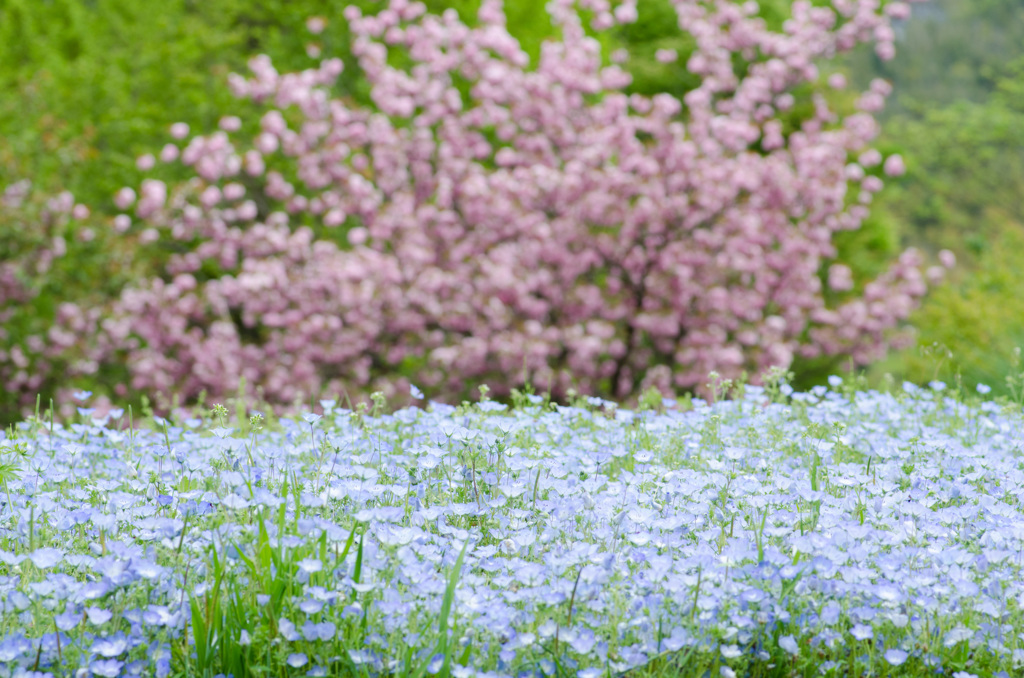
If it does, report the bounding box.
[886,2,912,20]
[858,149,881,167]
[613,2,638,23]
[883,154,906,176]
[114,188,136,210]
[655,49,678,64]
[160,144,180,163]
[60,0,937,410]
[828,264,854,291]
[306,16,327,35]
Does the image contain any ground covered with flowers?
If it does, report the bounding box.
[0,378,1022,678]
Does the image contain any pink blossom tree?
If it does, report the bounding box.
[63,0,949,409]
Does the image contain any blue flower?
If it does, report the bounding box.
[278,617,301,641]
[91,659,124,677]
[28,547,64,569]
[884,648,908,666]
[778,635,799,656]
[302,621,337,642]
[850,624,873,641]
[93,633,129,657]
[86,607,115,625]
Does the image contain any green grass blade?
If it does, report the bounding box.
[190,595,208,671]
[353,531,365,584]
[436,540,470,677]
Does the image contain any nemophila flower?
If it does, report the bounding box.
[426,654,445,674]
[297,557,322,574]
[850,624,874,641]
[140,606,178,627]
[944,626,974,647]
[778,635,800,656]
[93,632,129,657]
[91,659,124,677]
[884,648,909,666]
[54,609,80,632]
[86,607,114,625]
[28,547,64,569]
[298,599,324,615]
[302,621,336,642]
[278,617,301,641]
[8,591,30,611]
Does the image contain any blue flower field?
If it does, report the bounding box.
[0,376,1022,677]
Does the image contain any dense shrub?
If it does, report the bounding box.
[34,0,950,415]
[0,184,112,417]
[0,0,579,422]
[0,0,640,422]
[0,0,343,421]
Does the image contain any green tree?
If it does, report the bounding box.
[845,0,1024,118]
[840,1,1024,394]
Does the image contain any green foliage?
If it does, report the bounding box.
[845,0,1024,117]
[995,54,1024,109]
[869,222,1024,396]
[0,0,566,206]
[839,1,1024,395]
[0,188,141,425]
[0,0,526,201]
[871,101,1024,257]
[0,0,382,424]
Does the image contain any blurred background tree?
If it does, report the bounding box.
[845,0,1024,117]
[1,0,1022,423]
[839,0,1024,394]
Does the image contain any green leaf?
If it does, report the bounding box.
[189,595,208,670]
